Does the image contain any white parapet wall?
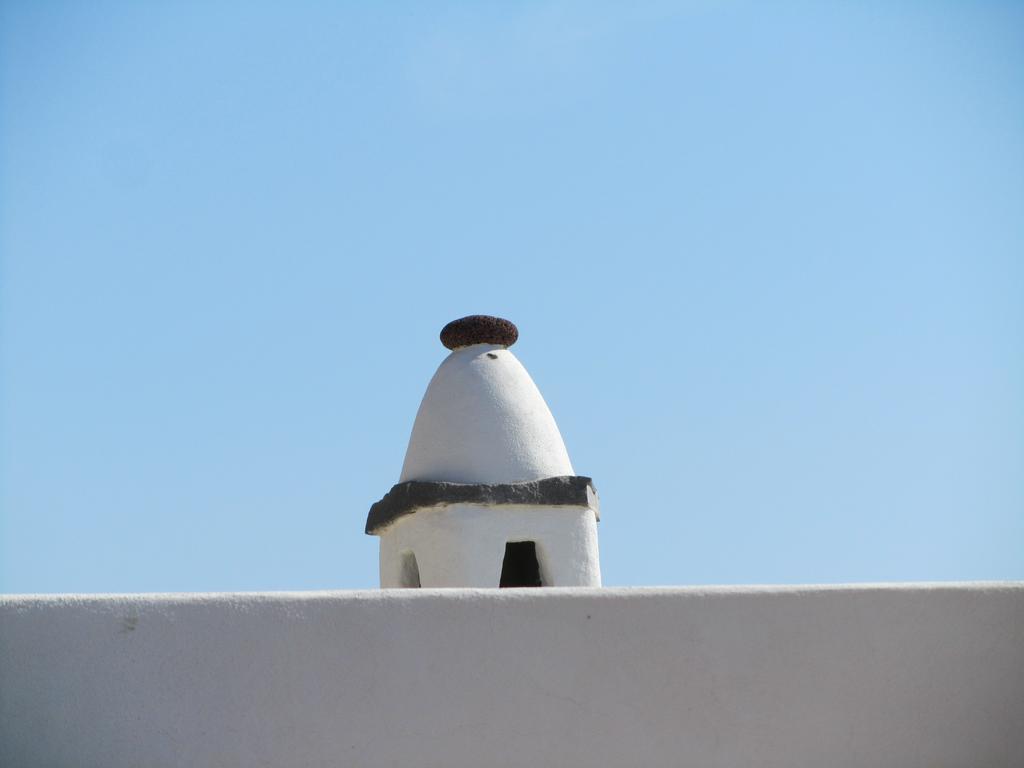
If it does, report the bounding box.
[2,583,1022,768]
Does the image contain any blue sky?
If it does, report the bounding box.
[1,1,1021,593]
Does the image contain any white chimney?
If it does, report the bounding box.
[366,316,601,588]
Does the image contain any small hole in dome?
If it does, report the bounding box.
[486,353,498,359]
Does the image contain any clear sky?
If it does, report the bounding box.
[1,1,1021,593]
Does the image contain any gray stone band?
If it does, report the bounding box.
[366,475,599,535]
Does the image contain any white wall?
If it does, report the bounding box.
[2,583,1022,768]
[379,504,601,587]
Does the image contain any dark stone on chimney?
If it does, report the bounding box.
[440,315,519,350]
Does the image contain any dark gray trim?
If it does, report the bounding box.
[366,475,599,535]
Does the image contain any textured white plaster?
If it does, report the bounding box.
[2,583,1022,768]
[378,503,601,587]
[399,344,574,484]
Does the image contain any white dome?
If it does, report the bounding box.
[399,343,575,484]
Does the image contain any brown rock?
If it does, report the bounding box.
[440,315,519,350]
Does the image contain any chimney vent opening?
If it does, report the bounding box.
[400,551,421,588]
[499,541,543,588]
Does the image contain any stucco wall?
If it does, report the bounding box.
[379,504,601,587]
[2,583,1022,767]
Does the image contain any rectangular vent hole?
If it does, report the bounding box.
[499,541,543,588]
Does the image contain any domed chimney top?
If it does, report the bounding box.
[398,316,574,485]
